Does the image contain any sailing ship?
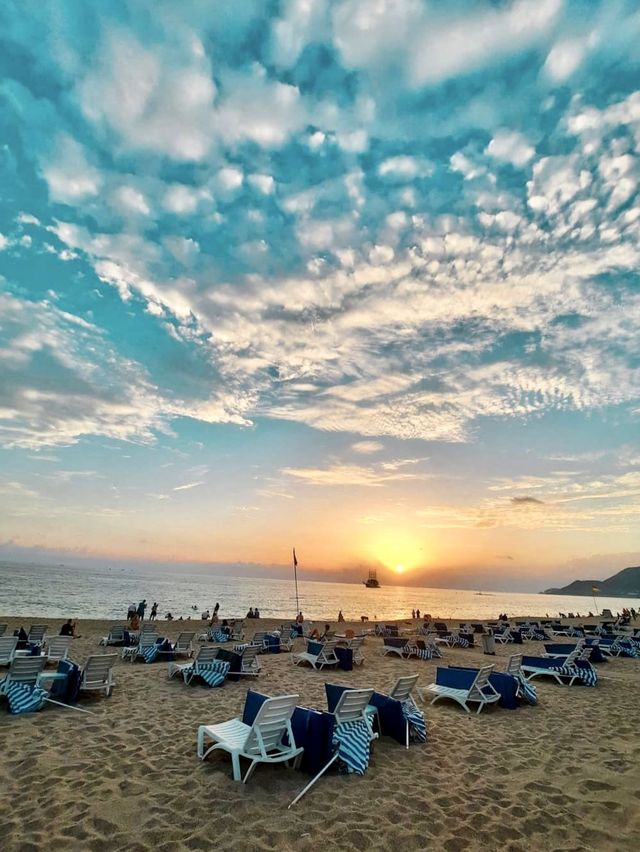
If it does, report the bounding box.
[363,569,381,589]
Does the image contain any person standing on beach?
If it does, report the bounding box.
[338,610,345,622]
[137,599,147,620]
[416,608,420,619]
[149,602,158,621]
[411,609,416,619]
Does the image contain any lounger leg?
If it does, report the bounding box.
[405,721,409,749]
[231,752,242,782]
[243,759,259,784]
[197,726,206,759]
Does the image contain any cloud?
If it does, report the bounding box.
[1,0,640,459]
[282,462,424,487]
[510,496,545,505]
[486,130,535,167]
[351,441,384,454]
[0,292,164,449]
[41,134,102,203]
[172,481,204,492]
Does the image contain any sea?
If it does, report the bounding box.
[0,561,636,622]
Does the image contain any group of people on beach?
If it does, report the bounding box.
[411,609,433,620]
[246,607,261,618]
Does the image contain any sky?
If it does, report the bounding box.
[0,0,639,592]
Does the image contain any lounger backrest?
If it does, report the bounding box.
[0,636,18,661]
[109,626,125,641]
[196,646,219,664]
[389,674,419,702]
[244,694,299,756]
[8,656,46,685]
[141,623,157,635]
[563,648,580,665]
[505,654,522,675]
[175,631,195,648]
[349,636,364,651]
[83,654,117,686]
[252,631,267,646]
[470,665,495,695]
[576,646,592,661]
[242,645,260,667]
[140,632,158,647]
[0,624,7,638]
[47,636,72,657]
[320,637,339,659]
[333,688,375,724]
[28,625,47,642]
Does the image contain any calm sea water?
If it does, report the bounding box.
[0,561,636,622]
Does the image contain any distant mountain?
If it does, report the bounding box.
[543,566,640,597]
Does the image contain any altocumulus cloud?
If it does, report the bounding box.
[0,0,639,450]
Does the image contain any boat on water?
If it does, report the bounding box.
[363,569,381,589]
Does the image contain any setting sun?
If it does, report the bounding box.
[394,564,406,574]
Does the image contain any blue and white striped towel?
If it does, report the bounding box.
[333,719,371,775]
[514,674,538,705]
[402,697,427,742]
[453,635,470,648]
[0,677,48,714]
[211,631,229,643]
[192,660,230,687]
[233,643,250,653]
[140,644,159,663]
[408,645,433,661]
[611,639,639,658]
[551,663,597,687]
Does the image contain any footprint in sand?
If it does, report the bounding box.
[583,779,615,792]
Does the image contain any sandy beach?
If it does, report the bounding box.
[0,615,638,852]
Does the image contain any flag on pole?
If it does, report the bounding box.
[293,548,298,567]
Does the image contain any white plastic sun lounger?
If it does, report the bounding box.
[0,636,19,666]
[521,648,588,685]
[0,624,7,638]
[197,693,303,783]
[289,687,377,808]
[46,636,72,664]
[99,626,126,646]
[505,654,523,676]
[27,625,48,647]
[292,637,340,670]
[79,654,118,697]
[418,665,501,714]
[169,646,219,681]
[348,636,366,666]
[3,655,47,687]
[239,644,262,676]
[172,632,196,658]
[494,627,513,644]
[387,674,421,748]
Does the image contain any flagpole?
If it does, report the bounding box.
[293,548,300,615]
[592,586,599,616]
